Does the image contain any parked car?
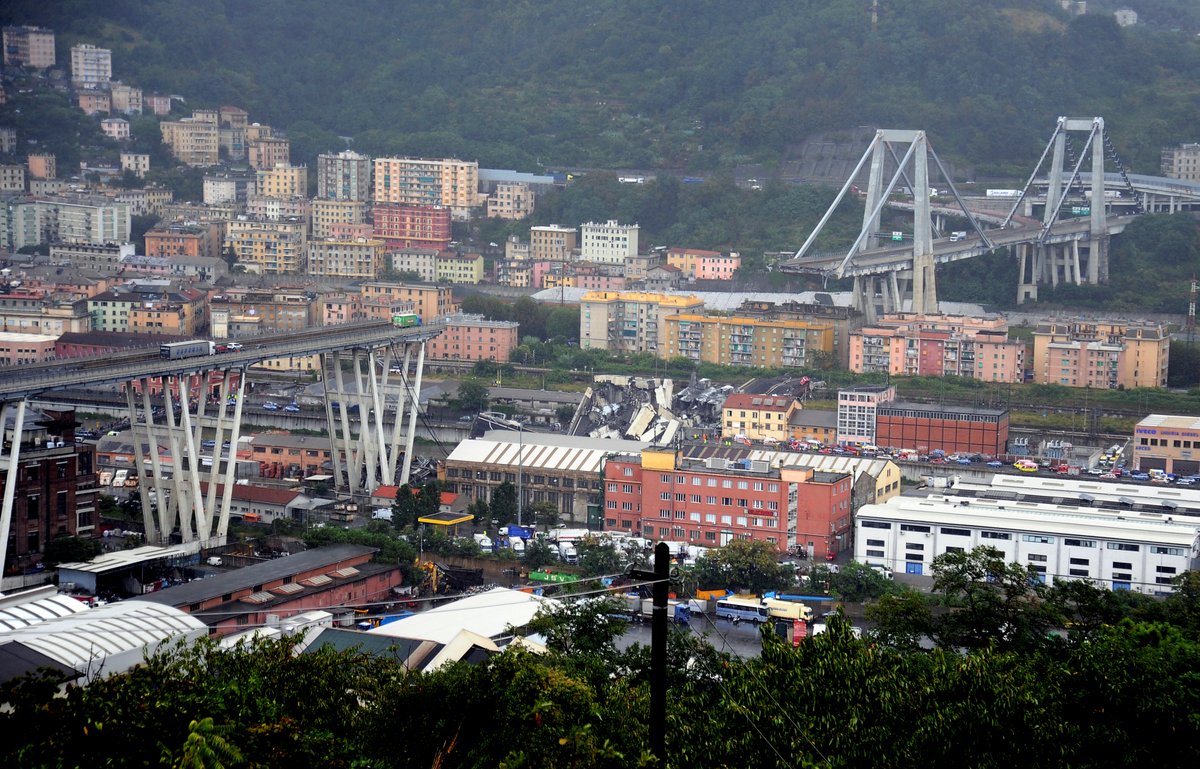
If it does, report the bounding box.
[986,460,1003,468]
[283,403,301,413]
[262,401,279,411]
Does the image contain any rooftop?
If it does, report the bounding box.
[368,587,555,645]
[722,393,795,411]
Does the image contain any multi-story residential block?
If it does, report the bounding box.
[159,202,238,223]
[543,262,627,292]
[0,198,42,252]
[77,91,111,116]
[359,282,458,322]
[666,247,719,277]
[248,137,291,171]
[326,222,374,240]
[721,394,802,443]
[128,300,204,336]
[27,153,55,180]
[145,94,173,116]
[373,156,480,213]
[160,112,220,166]
[0,409,100,574]
[310,198,365,239]
[3,25,56,69]
[255,163,308,198]
[855,492,1197,590]
[0,164,25,193]
[580,219,639,265]
[849,313,1024,382]
[144,221,223,262]
[100,117,129,141]
[108,82,143,115]
[1160,143,1200,182]
[210,288,320,334]
[70,44,112,87]
[0,288,90,335]
[580,291,706,353]
[224,217,307,274]
[317,150,372,201]
[663,313,838,369]
[435,252,484,284]
[307,237,386,280]
[36,195,132,245]
[245,194,309,222]
[202,173,255,206]
[1031,320,1169,389]
[372,203,451,250]
[320,293,366,326]
[836,385,896,446]
[87,285,205,334]
[217,106,249,160]
[695,251,741,281]
[641,264,683,291]
[1133,414,1200,475]
[0,127,17,155]
[604,449,853,557]
[387,247,439,282]
[485,182,534,219]
[504,235,531,261]
[48,242,135,274]
[874,402,1009,457]
[426,313,519,362]
[495,259,532,288]
[119,152,150,179]
[530,224,577,263]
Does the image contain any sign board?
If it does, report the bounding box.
[891,231,904,241]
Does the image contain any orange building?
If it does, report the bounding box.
[144,222,223,261]
[426,313,519,362]
[359,281,458,323]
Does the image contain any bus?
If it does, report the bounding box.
[763,598,813,622]
[715,597,769,623]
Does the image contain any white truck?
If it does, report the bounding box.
[473,533,493,550]
[558,541,578,565]
[508,536,526,554]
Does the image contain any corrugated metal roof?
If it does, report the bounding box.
[0,593,88,632]
[448,433,649,473]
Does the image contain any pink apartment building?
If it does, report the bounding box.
[848,313,1024,382]
[694,252,741,281]
[426,313,520,362]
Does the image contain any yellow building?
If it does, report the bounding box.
[579,291,705,353]
[310,198,366,239]
[307,237,386,280]
[663,314,836,368]
[1031,320,1170,389]
[225,218,307,275]
[435,252,484,284]
[530,225,577,262]
[373,156,480,212]
[359,282,459,322]
[251,354,321,373]
[721,394,801,443]
[160,113,219,167]
[256,163,308,198]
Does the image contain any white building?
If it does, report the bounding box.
[70,43,112,87]
[1113,8,1137,27]
[836,385,896,446]
[580,219,639,265]
[388,247,440,282]
[854,493,1199,594]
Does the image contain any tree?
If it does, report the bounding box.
[528,499,559,532]
[864,592,934,651]
[42,536,101,567]
[692,539,793,594]
[390,483,421,529]
[453,378,490,414]
[828,561,897,602]
[489,481,518,527]
[577,541,623,578]
[523,538,559,569]
[173,717,244,769]
[526,596,629,659]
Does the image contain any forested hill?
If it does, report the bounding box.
[4,0,1200,175]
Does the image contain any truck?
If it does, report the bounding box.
[110,469,128,487]
[507,536,526,554]
[499,524,533,540]
[473,533,493,550]
[558,541,578,565]
[763,597,813,622]
[392,313,422,327]
[160,340,215,360]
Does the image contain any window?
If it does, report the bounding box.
[1022,534,1053,544]
[606,501,617,510]
[706,496,716,505]
[1069,568,1089,577]
[1107,542,1139,552]
[861,521,891,529]
[1156,566,1177,574]
[1153,546,1186,556]
[900,524,930,533]
[940,527,970,536]
[906,543,924,551]
[623,466,633,477]
[1155,576,1175,585]
[866,549,885,558]
[622,484,634,494]
[1064,538,1094,548]
[607,483,618,492]
[1112,561,1133,570]
[675,493,686,502]
[981,531,1011,540]
[1070,557,1089,566]
[691,494,702,503]
[866,538,885,547]
[946,546,965,554]
[1028,554,1048,562]
[1113,573,1133,581]
[722,497,732,506]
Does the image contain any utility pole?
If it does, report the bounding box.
[630,542,670,762]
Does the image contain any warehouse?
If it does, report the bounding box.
[854,493,1199,594]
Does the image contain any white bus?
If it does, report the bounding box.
[714,597,769,623]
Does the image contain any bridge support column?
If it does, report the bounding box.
[1016,244,1038,304]
[852,276,876,323]
[0,399,28,578]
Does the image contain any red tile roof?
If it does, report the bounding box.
[722,393,795,411]
[199,482,303,506]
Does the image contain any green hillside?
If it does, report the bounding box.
[3,0,1200,175]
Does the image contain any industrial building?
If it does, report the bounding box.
[1133,414,1200,475]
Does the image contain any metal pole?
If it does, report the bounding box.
[650,541,669,761]
[516,427,523,527]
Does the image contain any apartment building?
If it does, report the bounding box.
[245,194,309,222]
[317,150,372,201]
[836,385,896,446]
[87,285,206,334]
[320,293,366,326]
[109,82,143,115]
[77,91,111,116]
[120,152,150,179]
[160,112,220,166]
[210,288,319,334]
[111,186,172,218]
[145,94,173,116]
[663,313,837,369]
[666,247,742,281]
[579,291,706,353]
[70,44,112,86]
[307,237,386,280]
[372,156,480,212]
[27,153,56,180]
[580,219,639,265]
[1160,143,1200,182]
[359,282,458,322]
[387,248,440,282]
[3,25,56,68]
[849,313,1024,382]
[217,106,250,160]
[248,137,291,171]
[0,288,90,336]
[203,173,255,206]
[425,313,519,362]
[0,410,100,573]
[48,242,135,274]
[485,182,534,219]
[159,202,239,224]
[495,259,532,288]
[372,203,451,250]
[435,252,484,284]
[604,449,853,557]
[721,394,802,443]
[128,300,206,336]
[530,225,577,262]
[37,195,132,245]
[0,165,25,193]
[224,217,307,274]
[100,118,130,141]
[0,127,16,155]
[1031,320,1169,389]
[310,198,365,239]
[255,163,308,198]
[0,330,56,366]
[144,221,223,261]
